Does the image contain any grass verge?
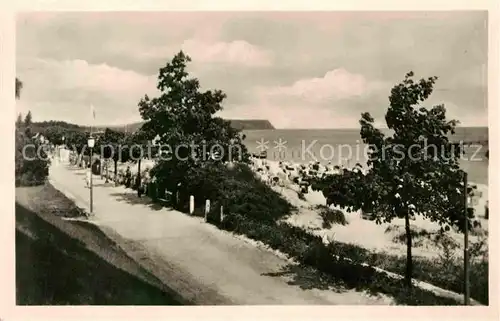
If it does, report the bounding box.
[217,214,464,305]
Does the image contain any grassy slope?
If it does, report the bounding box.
[15,184,188,305]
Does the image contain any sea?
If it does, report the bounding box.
[242,127,489,185]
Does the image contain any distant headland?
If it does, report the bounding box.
[30,119,276,133]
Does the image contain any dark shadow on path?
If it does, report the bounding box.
[263,263,347,293]
[109,192,166,211]
[262,258,460,305]
[66,166,85,171]
[93,182,116,187]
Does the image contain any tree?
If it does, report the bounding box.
[24,111,33,137]
[16,77,23,99]
[64,130,88,165]
[15,129,50,186]
[312,72,478,287]
[14,78,49,186]
[43,126,67,146]
[138,51,249,194]
[98,128,126,184]
[16,113,23,128]
[122,126,154,190]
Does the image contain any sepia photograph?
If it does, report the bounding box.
[13,10,490,307]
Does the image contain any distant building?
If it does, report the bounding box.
[31,132,47,144]
[91,130,105,138]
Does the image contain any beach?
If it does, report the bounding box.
[243,128,489,185]
[248,156,488,260]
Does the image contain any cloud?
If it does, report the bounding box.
[17,58,158,125]
[218,69,390,129]
[182,39,273,67]
[132,39,273,67]
[16,11,488,128]
[261,68,387,104]
[221,101,362,129]
[21,58,157,99]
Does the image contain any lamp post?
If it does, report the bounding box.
[463,171,470,306]
[61,136,64,160]
[88,136,95,215]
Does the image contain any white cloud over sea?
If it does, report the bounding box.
[16,11,488,128]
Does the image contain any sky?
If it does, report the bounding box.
[16,11,488,129]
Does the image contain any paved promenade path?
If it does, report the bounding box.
[49,162,392,305]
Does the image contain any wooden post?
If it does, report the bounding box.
[189,195,194,215]
[463,172,470,305]
[205,199,210,222]
[176,183,181,206]
[220,205,224,223]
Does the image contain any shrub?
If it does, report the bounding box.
[15,130,50,187]
[366,234,489,305]
[216,191,488,304]
[315,205,348,228]
[178,163,294,223]
[219,213,459,305]
[392,228,431,247]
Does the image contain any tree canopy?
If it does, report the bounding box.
[16,78,23,99]
[312,72,478,287]
[138,51,249,189]
[64,130,88,155]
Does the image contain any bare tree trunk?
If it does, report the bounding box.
[137,158,142,186]
[136,158,142,196]
[105,159,109,183]
[114,160,118,186]
[404,209,413,288]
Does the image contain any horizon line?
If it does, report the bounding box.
[31,120,489,131]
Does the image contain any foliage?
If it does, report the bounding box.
[31,120,83,135]
[24,111,33,137]
[96,128,126,160]
[311,72,479,287]
[172,162,293,223]
[14,78,49,186]
[16,77,23,99]
[16,113,23,128]
[64,130,88,155]
[389,227,432,247]
[42,126,68,145]
[122,127,157,188]
[372,239,489,305]
[219,213,459,305]
[121,127,154,162]
[15,128,50,187]
[94,128,127,181]
[138,51,249,190]
[314,205,348,228]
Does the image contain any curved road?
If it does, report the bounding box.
[49,162,391,305]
